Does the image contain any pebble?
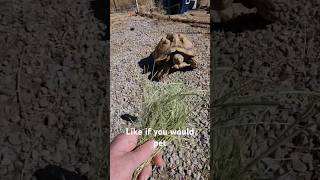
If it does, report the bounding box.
[292,159,308,172]
[0,166,8,175]
[32,77,42,83]
[8,133,21,145]
[57,138,68,151]
[1,148,16,166]
[79,163,90,174]
[39,97,49,107]
[46,113,58,126]
[186,169,192,176]
[26,66,33,74]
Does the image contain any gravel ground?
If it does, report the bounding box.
[111,14,210,179]
[213,0,320,179]
[0,0,107,179]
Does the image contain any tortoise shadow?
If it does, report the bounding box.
[138,54,196,81]
[138,54,159,81]
[138,54,155,75]
[212,13,272,33]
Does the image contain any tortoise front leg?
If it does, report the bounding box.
[173,63,191,69]
[155,61,171,81]
[172,54,191,69]
[190,58,197,69]
[184,58,197,69]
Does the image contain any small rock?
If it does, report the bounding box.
[8,133,21,145]
[57,138,68,151]
[40,87,48,94]
[32,77,42,83]
[46,113,58,126]
[69,98,79,108]
[39,97,49,107]
[186,169,192,176]
[52,152,62,163]
[40,150,50,159]
[262,158,280,171]
[14,160,24,169]
[32,150,39,160]
[1,148,16,166]
[80,163,90,174]
[7,163,14,172]
[0,166,8,175]
[10,114,20,123]
[0,95,10,102]
[26,66,33,74]
[2,60,9,66]
[301,153,313,170]
[292,159,307,172]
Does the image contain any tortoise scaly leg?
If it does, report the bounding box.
[173,54,191,69]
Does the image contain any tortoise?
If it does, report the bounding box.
[152,33,197,80]
[212,0,289,22]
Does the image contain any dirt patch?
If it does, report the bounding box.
[0,1,107,180]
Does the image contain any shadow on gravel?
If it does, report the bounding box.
[120,114,138,122]
[212,13,272,33]
[138,54,196,81]
[139,55,155,74]
[138,55,159,81]
[90,0,105,25]
[33,165,88,180]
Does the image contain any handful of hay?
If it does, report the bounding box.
[133,83,198,179]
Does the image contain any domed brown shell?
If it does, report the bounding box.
[169,33,195,57]
[152,33,194,63]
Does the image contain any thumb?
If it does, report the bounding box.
[127,140,156,168]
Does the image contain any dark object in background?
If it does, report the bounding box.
[164,0,192,14]
[164,0,180,14]
[121,114,138,122]
[179,0,191,14]
[33,165,88,180]
[90,0,109,40]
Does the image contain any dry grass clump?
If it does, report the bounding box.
[133,83,198,180]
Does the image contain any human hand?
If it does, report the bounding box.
[110,134,165,180]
